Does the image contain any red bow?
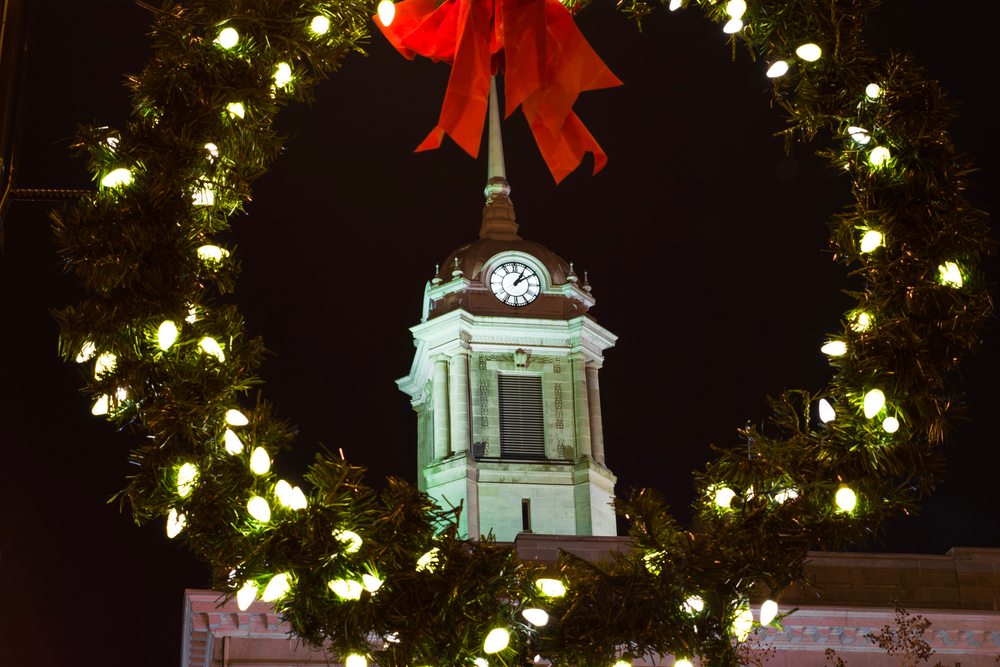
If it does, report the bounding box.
[375,0,622,184]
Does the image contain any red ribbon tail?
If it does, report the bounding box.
[528,109,607,184]
[415,126,447,152]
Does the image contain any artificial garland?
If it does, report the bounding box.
[51,1,990,667]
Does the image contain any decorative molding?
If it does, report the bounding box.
[482,353,514,364]
[554,383,564,430]
[557,437,565,458]
[480,378,489,427]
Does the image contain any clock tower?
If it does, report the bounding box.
[397,79,618,542]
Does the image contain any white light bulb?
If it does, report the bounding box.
[250,447,270,475]
[92,395,110,415]
[766,60,789,78]
[217,27,239,49]
[484,628,510,654]
[851,312,872,332]
[116,387,127,401]
[611,661,630,667]
[199,337,225,362]
[275,480,293,506]
[157,320,178,350]
[247,495,271,522]
[714,487,736,508]
[334,530,363,554]
[377,0,395,26]
[328,579,364,600]
[669,0,682,8]
[310,15,330,34]
[197,245,227,263]
[774,488,799,503]
[101,168,133,188]
[882,416,900,433]
[192,186,214,206]
[939,262,963,288]
[684,596,705,614]
[94,353,117,378]
[536,578,566,597]
[362,574,383,592]
[522,608,549,626]
[836,486,857,512]
[796,43,822,61]
[76,341,96,362]
[289,486,307,510]
[237,581,256,610]
[177,463,198,497]
[224,429,243,454]
[723,17,743,33]
[475,659,489,667]
[860,230,882,252]
[204,143,219,160]
[416,548,441,572]
[226,409,248,426]
[821,341,847,356]
[261,573,290,602]
[865,83,882,99]
[167,509,186,538]
[760,599,778,626]
[848,126,871,145]
[675,661,694,667]
[863,388,885,419]
[725,0,746,18]
[226,102,244,118]
[345,655,367,667]
[818,398,836,423]
[274,62,292,87]
[186,305,198,323]
[733,606,754,640]
[869,146,891,166]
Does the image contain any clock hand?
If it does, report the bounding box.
[513,270,527,286]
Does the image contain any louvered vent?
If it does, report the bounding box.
[498,374,546,460]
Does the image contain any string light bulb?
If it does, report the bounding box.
[882,416,900,433]
[675,661,694,667]
[94,353,117,378]
[821,341,847,356]
[725,0,746,18]
[177,463,198,497]
[310,15,330,34]
[167,509,186,538]
[362,574,383,593]
[247,495,271,522]
[237,581,256,610]
[869,146,891,167]
[192,186,214,206]
[76,341,96,362]
[275,480,294,506]
[250,447,270,475]
[669,0,681,9]
[484,628,510,654]
[537,578,567,596]
[848,126,871,145]
[760,599,778,626]
[329,579,364,600]
[939,262,963,287]
[226,102,245,118]
[333,530,363,553]
[261,573,290,602]
[733,606,754,640]
[522,608,549,626]
[217,27,239,49]
[226,409,249,426]
[818,398,836,423]
[863,388,885,419]
[796,43,822,61]
[378,0,395,26]
[197,245,228,263]
[157,320,178,350]
[723,18,743,33]
[714,487,736,508]
[224,429,243,454]
[766,60,789,77]
[345,656,367,667]
[204,143,219,160]
[416,548,441,572]
[851,312,872,332]
[684,596,705,614]
[274,63,292,87]
[199,337,225,362]
[774,488,799,503]
[860,230,882,252]
[101,168,133,188]
[92,394,110,415]
[836,486,857,512]
[865,83,882,99]
[611,661,631,667]
[288,486,307,510]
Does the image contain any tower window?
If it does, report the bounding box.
[497,374,546,460]
[521,499,532,532]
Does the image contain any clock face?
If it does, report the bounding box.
[490,262,541,307]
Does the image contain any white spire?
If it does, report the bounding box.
[487,76,506,183]
[480,76,518,240]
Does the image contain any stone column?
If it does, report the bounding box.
[571,352,592,459]
[432,356,450,460]
[449,349,470,453]
[585,361,606,465]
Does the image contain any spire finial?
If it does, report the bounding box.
[479,75,519,240]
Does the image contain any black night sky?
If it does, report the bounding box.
[0,1,996,665]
